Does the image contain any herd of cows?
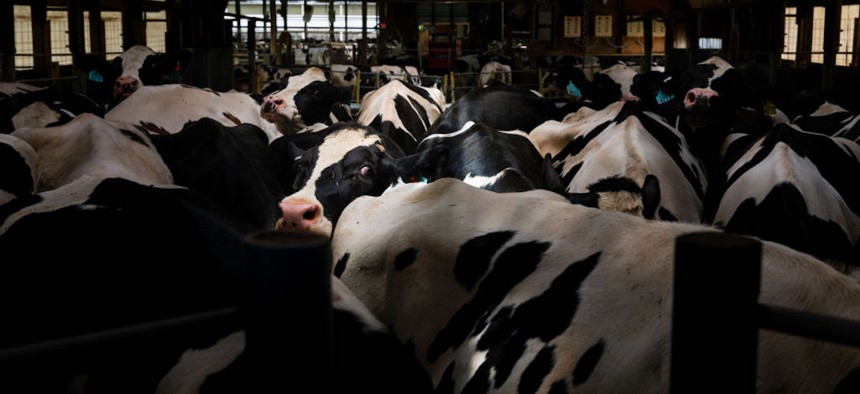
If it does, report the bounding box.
[2,44,860,392]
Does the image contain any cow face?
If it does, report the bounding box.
[261,67,354,134]
[590,64,641,109]
[79,45,191,106]
[272,123,406,237]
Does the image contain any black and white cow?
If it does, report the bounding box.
[9,112,173,192]
[529,100,707,222]
[105,84,284,142]
[272,120,576,239]
[412,121,566,194]
[332,177,860,393]
[79,45,191,108]
[260,67,354,134]
[355,79,446,153]
[0,111,432,392]
[704,122,860,274]
[0,176,433,393]
[428,79,570,135]
[0,87,104,133]
[151,118,291,230]
[476,61,512,87]
[791,101,860,143]
[0,134,37,205]
[271,123,409,237]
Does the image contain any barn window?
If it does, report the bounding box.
[698,37,722,50]
[782,7,797,61]
[13,6,33,70]
[102,12,124,60]
[837,4,859,67]
[47,9,73,67]
[811,6,825,64]
[145,11,168,54]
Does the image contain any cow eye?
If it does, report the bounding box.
[358,165,374,177]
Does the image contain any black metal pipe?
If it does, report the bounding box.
[670,231,761,394]
[759,304,860,348]
[242,230,333,392]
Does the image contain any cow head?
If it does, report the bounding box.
[261,67,354,134]
[79,45,191,106]
[590,63,641,109]
[271,123,408,237]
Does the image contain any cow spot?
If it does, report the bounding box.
[573,339,605,385]
[222,112,242,126]
[394,248,418,271]
[519,345,556,393]
[454,231,515,291]
[334,252,350,278]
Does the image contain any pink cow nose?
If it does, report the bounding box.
[684,88,719,110]
[279,199,321,231]
[115,76,139,92]
[262,95,285,113]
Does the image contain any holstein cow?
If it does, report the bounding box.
[79,45,191,108]
[791,101,860,143]
[8,113,173,192]
[476,61,512,86]
[151,118,290,230]
[428,79,571,135]
[0,176,433,393]
[412,121,566,194]
[0,134,37,205]
[0,82,44,98]
[105,84,283,142]
[272,121,575,239]
[355,79,446,153]
[529,100,707,223]
[704,122,860,276]
[0,87,104,133]
[260,67,354,134]
[0,114,432,393]
[332,177,860,393]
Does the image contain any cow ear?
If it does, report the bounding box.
[394,143,448,182]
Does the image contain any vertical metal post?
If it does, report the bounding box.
[87,0,105,55]
[822,0,841,91]
[643,16,653,73]
[671,232,761,394]
[360,0,367,66]
[0,0,15,82]
[248,19,258,94]
[242,230,332,392]
[31,0,50,72]
[270,0,279,61]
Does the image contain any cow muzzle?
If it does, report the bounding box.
[275,198,332,237]
[684,88,719,111]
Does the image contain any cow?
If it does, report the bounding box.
[476,61,512,87]
[105,84,284,142]
[0,87,104,133]
[355,79,445,153]
[791,101,860,143]
[260,67,354,134]
[79,45,191,108]
[704,122,860,276]
[331,177,860,394]
[588,63,643,109]
[272,120,577,239]
[412,121,566,194]
[8,112,172,192]
[0,134,36,205]
[0,176,433,394]
[0,112,432,393]
[529,101,707,223]
[0,82,44,98]
[270,123,408,238]
[428,79,571,135]
[150,118,291,230]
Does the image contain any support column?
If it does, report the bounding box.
[122,0,145,49]
[360,0,367,66]
[643,17,653,73]
[32,0,51,72]
[0,0,15,81]
[822,0,841,91]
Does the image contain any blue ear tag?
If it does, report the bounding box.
[566,81,582,97]
[88,70,103,83]
[656,89,675,104]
